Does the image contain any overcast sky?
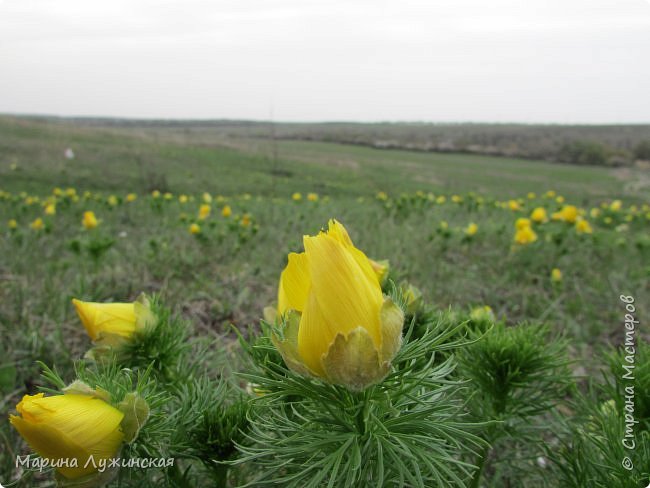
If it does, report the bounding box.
[1,0,649,123]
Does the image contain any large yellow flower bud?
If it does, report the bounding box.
[72,294,155,345]
[10,392,124,479]
[272,220,404,391]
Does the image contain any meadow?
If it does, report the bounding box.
[0,115,649,487]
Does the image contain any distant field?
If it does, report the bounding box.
[1,116,647,202]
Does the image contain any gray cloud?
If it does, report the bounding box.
[1,0,649,122]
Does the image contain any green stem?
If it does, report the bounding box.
[470,445,490,488]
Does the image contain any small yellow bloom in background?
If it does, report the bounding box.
[198,204,211,220]
[376,191,388,201]
[240,213,252,227]
[72,295,155,345]
[470,305,495,322]
[590,208,600,219]
[439,220,449,230]
[575,219,593,234]
[452,194,462,203]
[202,192,212,203]
[30,217,44,231]
[189,223,201,234]
[515,217,532,230]
[270,220,404,391]
[610,200,622,211]
[514,226,538,245]
[65,188,77,198]
[465,223,478,236]
[10,392,124,480]
[10,162,18,171]
[221,205,232,218]
[179,194,189,204]
[369,258,390,287]
[604,216,613,224]
[556,196,565,204]
[82,211,99,230]
[151,190,161,199]
[530,207,548,223]
[44,203,56,215]
[307,192,319,202]
[436,195,446,204]
[545,190,556,198]
[8,219,18,229]
[624,214,633,222]
[527,192,536,199]
[107,195,118,206]
[163,192,173,200]
[292,192,302,201]
[126,193,137,202]
[508,200,521,211]
[558,205,578,223]
[53,187,63,197]
[551,268,563,283]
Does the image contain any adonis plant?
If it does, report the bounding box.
[3,218,649,487]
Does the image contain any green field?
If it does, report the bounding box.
[1,115,649,486]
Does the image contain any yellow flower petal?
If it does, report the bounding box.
[72,299,136,341]
[10,393,124,479]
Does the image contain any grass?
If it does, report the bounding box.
[0,115,649,486]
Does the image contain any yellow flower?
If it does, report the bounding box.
[590,208,600,219]
[604,216,613,224]
[202,192,212,203]
[30,217,44,230]
[65,188,77,198]
[163,192,173,200]
[307,192,319,202]
[271,220,404,390]
[507,200,521,211]
[452,195,462,203]
[44,203,56,215]
[8,219,18,229]
[575,219,593,234]
[189,223,201,234]
[515,217,532,230]
[376,191,388,201]
[221,205,232,218]
[470,305,495,322]
[179,194,188,204]
[436,195,446,204]
[556,196,565,204]
[551,268,562,283]
[10,392,124,479]
[559,205,578,223]
[514,226,538,245]
[530,207,548,223]
[72,295,155,344]
[465,223,478,236]
[151,190,161,199]
[527,192,536,199]
[369,258,390,287]
[439,220,449,230]
[610,200,622,211]
[126,193,137,202]
[545,190,556,198]
[107,195,118,206]
[240,213,252,227]
[82,211,98,230]
[292,192,302,201]
[198,204,211,220]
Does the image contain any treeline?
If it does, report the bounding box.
[229,122,650,167]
